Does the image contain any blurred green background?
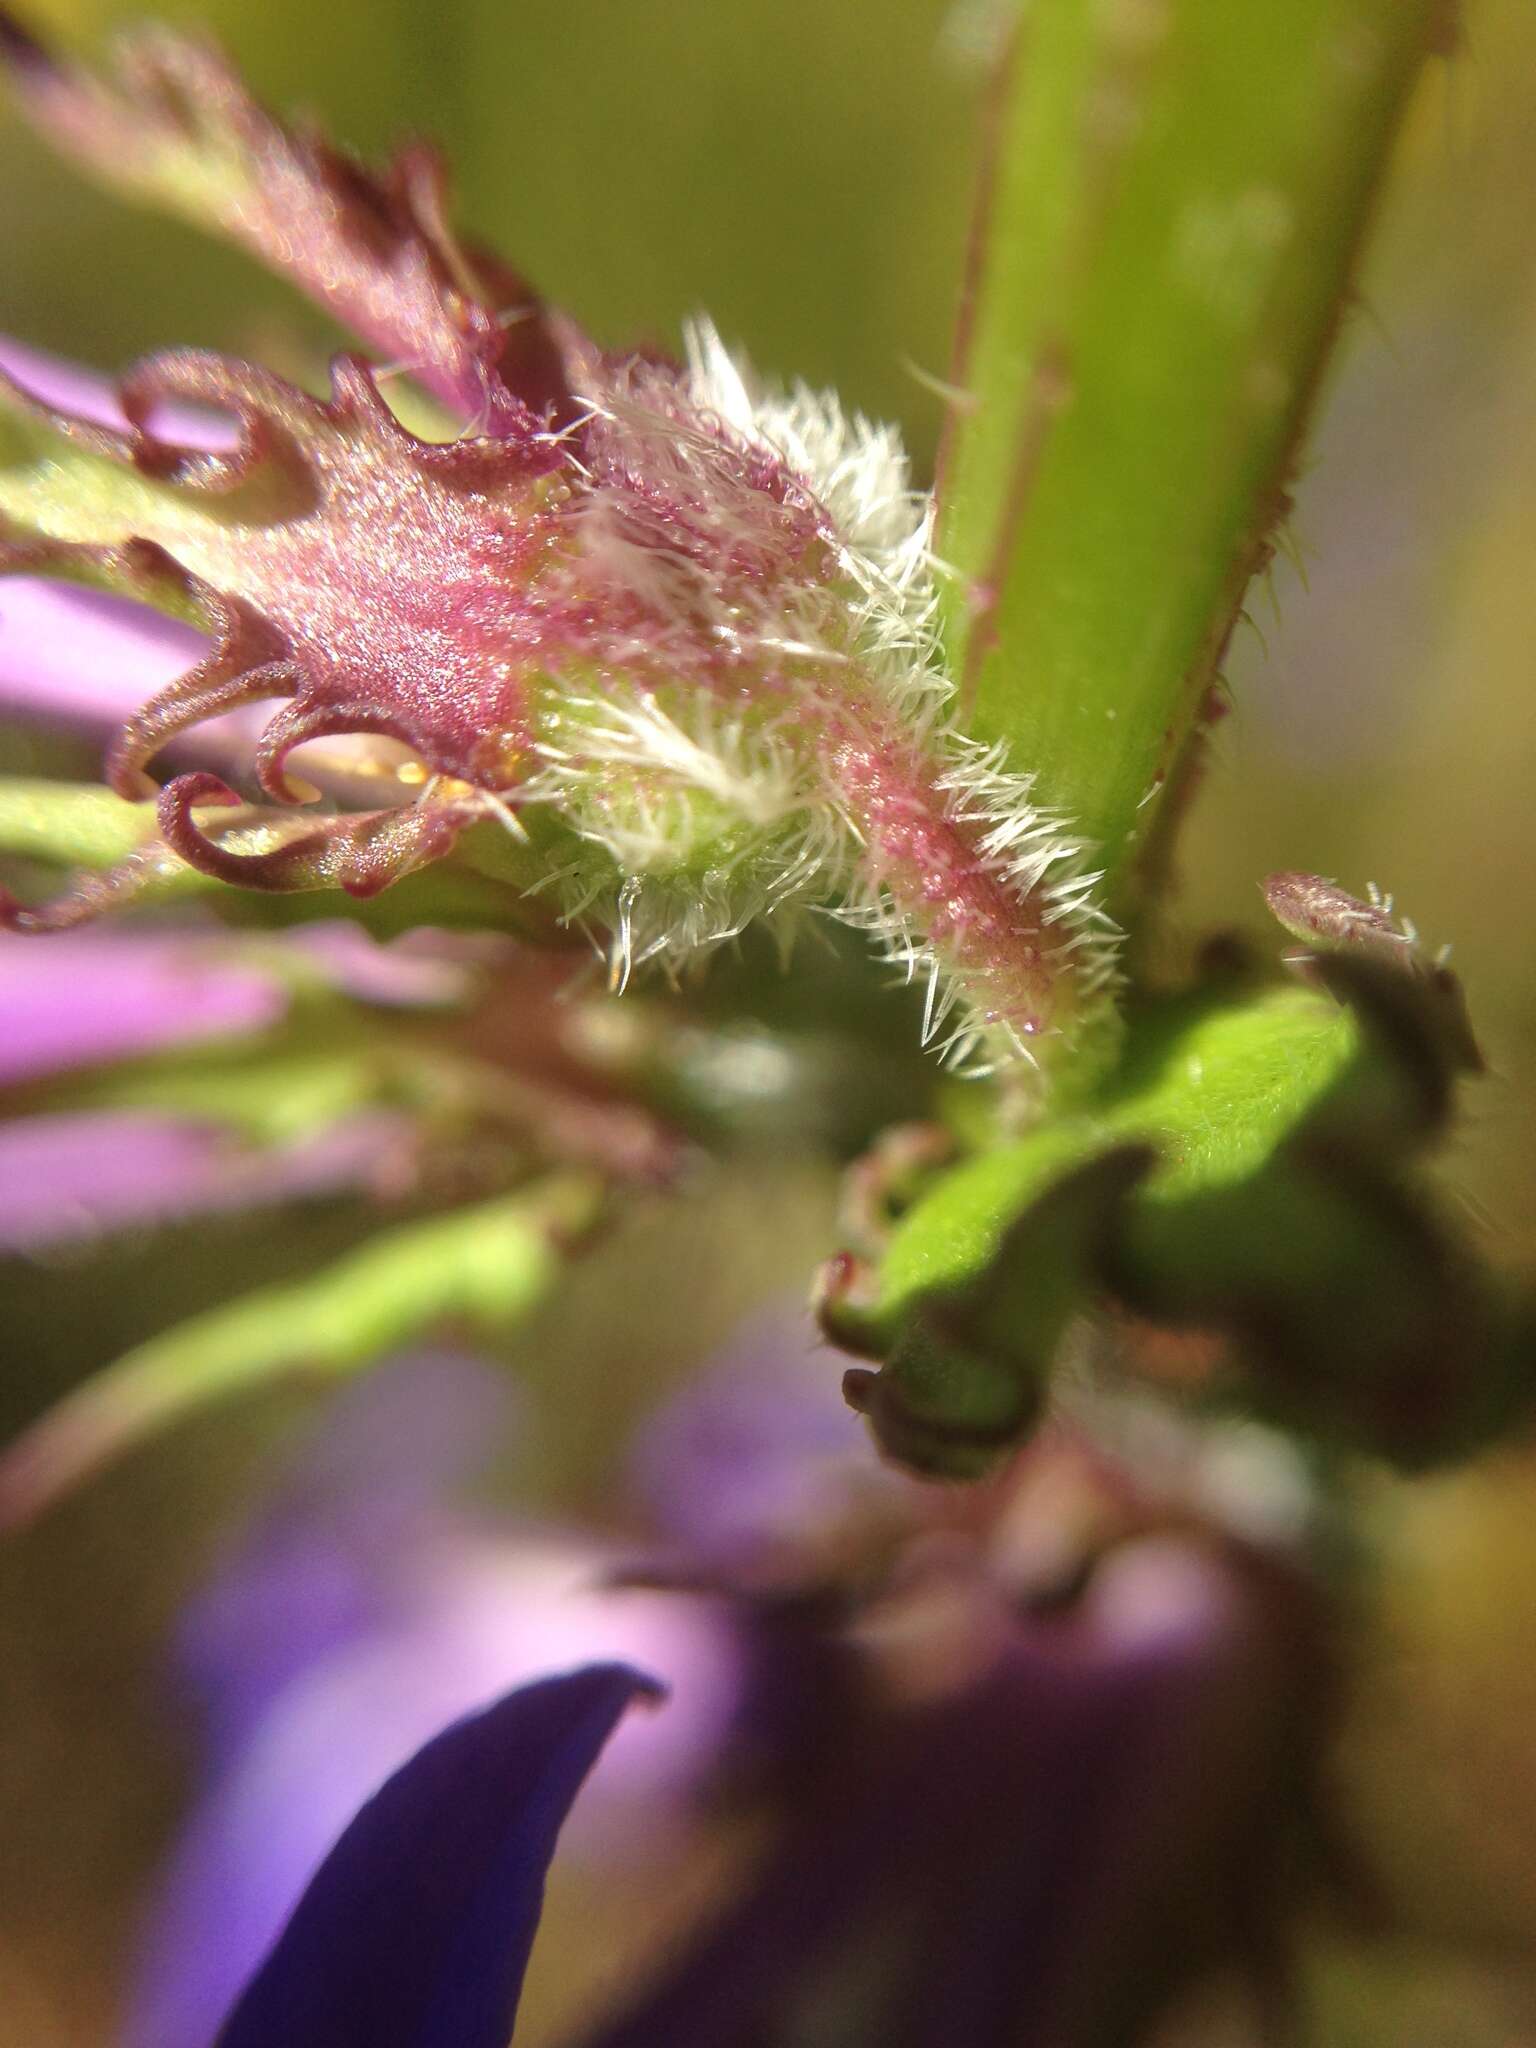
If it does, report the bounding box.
[3,0,1536,2041]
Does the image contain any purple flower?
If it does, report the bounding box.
[1,576,208,732]
[0,1103,401,1251]
[0,337,238,741]
[0,927,280,1082]
[580,1532,1329,2048]
[125,1355,740,2048]
[627,1306,914,1567]
[128,1338,1334,2048]
[617,1352,1335,2047]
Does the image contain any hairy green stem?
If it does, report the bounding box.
[937,0,1444,923]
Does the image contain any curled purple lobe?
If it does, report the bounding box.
[1,351,563,789]
[215,1662,658,2048]
[1,21,1111,1056]
[0,18,847,929]
[0,20,626,915]
[0,330,821,920]
[0,347,570,903]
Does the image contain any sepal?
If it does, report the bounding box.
[822,949,1505,1475]
[836,1145,1153,1477]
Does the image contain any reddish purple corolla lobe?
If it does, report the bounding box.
[155,771,484,902]
[0,15,571,432]
[14,353,565,793]
[0,347,575,900]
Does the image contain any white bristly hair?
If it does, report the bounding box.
[519,320,1119,1066]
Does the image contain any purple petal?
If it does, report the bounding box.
[0,931,282,1085]
[0,334,237,442]
[0,1109,399,1249]
[214,1665,657,2048]
[127,1549,734,2048]
[0,576,209,728]
[628,1306,900,1564]
[0,337,236,730]
[0,335,138,428]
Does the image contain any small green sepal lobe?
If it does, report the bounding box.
[823,949,1499,1478]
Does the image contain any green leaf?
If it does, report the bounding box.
[840,980,1360,1333]
[937,0,1442,914]
[0,1174,602,1527]
[824,958,1492,1473]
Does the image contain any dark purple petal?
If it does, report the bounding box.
[580,1540,1323,2048]
[215,1664,658,2048]
[129,1431,734,2048]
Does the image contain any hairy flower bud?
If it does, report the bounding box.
[0,20,1119,1072]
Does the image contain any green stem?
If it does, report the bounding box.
[0,777,179,871]
[937,0,1442,923]
[0,1174,603,1528]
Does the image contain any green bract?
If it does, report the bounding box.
[824,954,1503,1476]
